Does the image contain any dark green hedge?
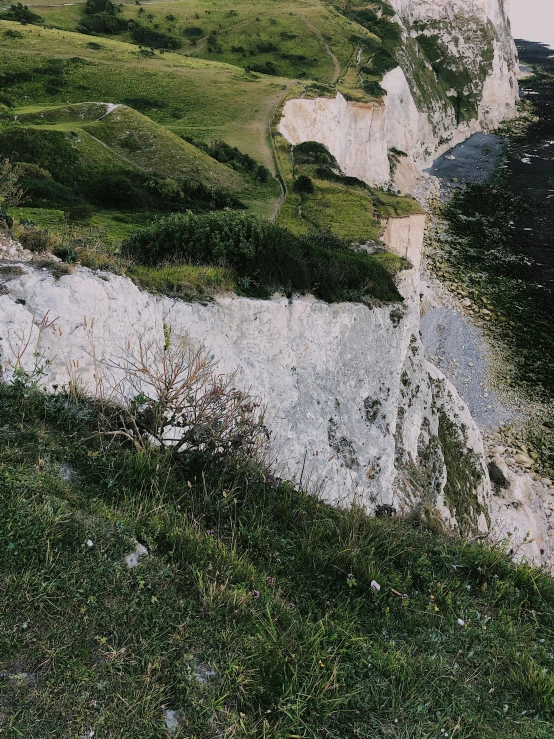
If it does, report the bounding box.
[122,211,404,303]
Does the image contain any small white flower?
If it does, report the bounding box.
[86,539,94,548]
[457,618,465,627]
[370,580,381,591]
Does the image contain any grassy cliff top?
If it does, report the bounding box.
[1,381,554,738]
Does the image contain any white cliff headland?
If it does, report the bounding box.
[279,0,517,192]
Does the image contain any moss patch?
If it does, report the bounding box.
[438,410,486,534]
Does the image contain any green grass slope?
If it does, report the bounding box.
[80,104,245,191]
[1,383,554,738]
[0,22,289,167]
[26,0,403,100]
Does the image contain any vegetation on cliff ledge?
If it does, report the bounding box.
[122,210,407,304]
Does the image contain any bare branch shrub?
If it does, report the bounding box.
[102,333,269,461]
[0,312,58,390]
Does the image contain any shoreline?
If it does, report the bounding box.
[418,58,554,567]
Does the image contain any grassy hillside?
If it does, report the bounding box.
[11,0,408,105]
[1,378,554,738]
[0,17,420,293]
[0,22,289,166]
[30,0,399,97]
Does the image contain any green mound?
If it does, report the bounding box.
[0,124,243,209]
[12,101,112,126]
[1,383,554,738]
[82,105,246,192]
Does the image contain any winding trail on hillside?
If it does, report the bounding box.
[299,14,341,85]
[267,83,296,221]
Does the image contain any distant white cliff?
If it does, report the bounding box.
[279,0,518,191]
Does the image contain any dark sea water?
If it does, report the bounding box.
[511,40,554,294]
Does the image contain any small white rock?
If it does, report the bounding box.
[457,618,465,627]
[124,542,148,569]
[164,709,180,734]
[86,539,94,548]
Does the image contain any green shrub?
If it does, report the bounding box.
[15,163,52,180]
[78,12,128,34]
[362,79,386,98]
[182,25,203,37]
[294,141,338,168]
[293,174,314,194]
[131,26,181,50]
[2,28,23,39]
[122,211,404,303]
[367,48,397,76]
[190,138,271,183]
[121,96,165,111]
[245,61,278,76]
[0,3,42,24]
[18,226,56,253]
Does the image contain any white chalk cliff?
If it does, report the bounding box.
[0,222,490,537]
[2,0,549,564]
[279,0,518,191]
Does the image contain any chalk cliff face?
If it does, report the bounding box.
[0,0,532,552]
[0,223,490,536]
[278,0,518,190]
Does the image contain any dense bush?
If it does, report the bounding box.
[185,138,271,183]
[366,48,397,76]
[362,79,386,98]
[0,3,42,24]
[2,28,23,40]
[343,8,401,49]
[122,211,403,303]
[294,141,338,168]
[245,61,278,76]
[130,26,180,50]
[182,25,203,37]
[292,174,314,194]
[78,12,128,35]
